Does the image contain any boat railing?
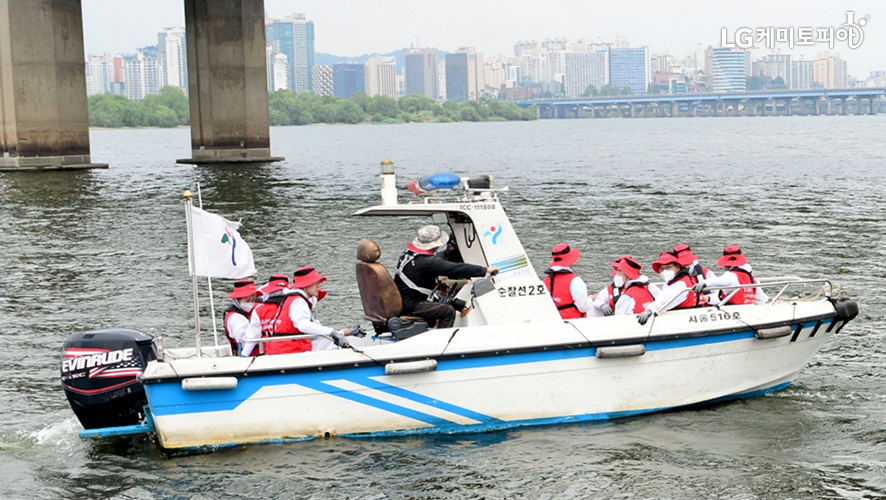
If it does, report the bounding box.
[248,333,345,355]
[657,278,835,312]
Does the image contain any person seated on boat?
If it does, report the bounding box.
[637,251,708,325]
[591,256,626,316]
[692,245,768,305]
[277,266,351,352]
[395,225,499,329]
[241,275,291,356]
[607,256,658,315]
[437,232,463,263]
[672,243,717,286]
[543,243,594,319]
[436,231,471,298]
[223,279,259,355]
[257,273,290,302]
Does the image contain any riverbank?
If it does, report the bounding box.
[88,87,536,129]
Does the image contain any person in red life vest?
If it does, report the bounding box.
[591,256,629,316]
[223,279,259,355]
[278,266,351,352]
[672,244,717,281]
[543,243,594,319]
[609,256,658,315]
[242,275,291,356]
[637,251,707,325]
[257,273,289,302]
[692,245,768,305]
[395,225,499,329]
[672,243,717,303]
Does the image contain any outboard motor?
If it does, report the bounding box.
[61,329,158,430]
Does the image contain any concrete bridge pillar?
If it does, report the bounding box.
[870,98,878,115]
[178,0,283,165]
[785,99,792,116]
[839,98,847,115]
[0,0,106,171]
[854,98,863,115]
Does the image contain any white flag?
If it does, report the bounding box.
[188,206,256,279]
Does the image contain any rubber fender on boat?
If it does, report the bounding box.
[755,326,793,339]
[831,298,859,322]
[384,359,438,375]
[181,377,238,391]
[596,344,646,358]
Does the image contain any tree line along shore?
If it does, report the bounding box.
[87,86,538,128]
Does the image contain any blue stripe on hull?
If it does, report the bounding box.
[340,381,794,439]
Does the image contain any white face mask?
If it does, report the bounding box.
[660,269,676,283]
[613,275,625,289]
[238,300,255,313]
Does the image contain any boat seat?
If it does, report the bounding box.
[355,239,428,339]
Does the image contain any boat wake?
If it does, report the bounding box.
[0,417,83,454]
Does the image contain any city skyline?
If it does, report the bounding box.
[81,1,885,77]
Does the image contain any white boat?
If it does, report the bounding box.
[61,165,858,451]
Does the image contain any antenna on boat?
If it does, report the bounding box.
[183,189,203,358]
[195,182,221,351]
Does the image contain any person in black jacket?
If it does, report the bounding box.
[395,225,498,328]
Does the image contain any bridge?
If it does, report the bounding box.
[519,89,886,119]
[0,0,280,171]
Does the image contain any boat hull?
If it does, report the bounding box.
[142,303,841,449]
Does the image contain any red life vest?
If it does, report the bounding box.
[252,300,282,337]
[543,270,586,319]
[264,294,313,355]
[622,282,656,313]
[720,268,758,305]
[223,306,248,354]
[606,284,622,310]
[669,272,707,309]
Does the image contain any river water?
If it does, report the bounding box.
[0,116,884,499]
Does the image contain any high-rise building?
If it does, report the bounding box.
[753,53,792,88]
[813,52,847,89]
[364,56,397,98]
[85,54,109,96]
[547,51,567,85]
[484,57,508,93]
[333,63,365,98]
[271,53,289,91]
[312,65,334,96]
[564,49,609,97]
[521,54,549,84]
[266,13,314,93]
[445,47,483,101]
[514,40,539,57]
[711,48,747,92]
[158,27,187,92]
[404,47,438,98]
[609,47,650,94]
[791,59,814,89]
[124,48,160,101]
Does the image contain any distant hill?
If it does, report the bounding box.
[315,49,448,74]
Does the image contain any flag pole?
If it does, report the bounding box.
[196,181,221,351]
[184,190,202,358]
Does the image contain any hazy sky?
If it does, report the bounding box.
[82,1,885,76]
